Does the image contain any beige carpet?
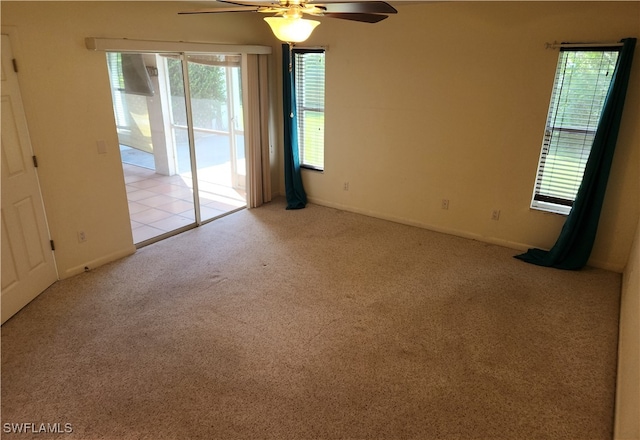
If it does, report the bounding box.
[1,199,621,439]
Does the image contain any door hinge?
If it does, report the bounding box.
[12,58,18,73]
[50,240,55,251]
[32,156,38,168]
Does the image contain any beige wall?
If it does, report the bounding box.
[1,1,277,278]
[1,1,638,278]
[295,1,639,272]
[616,219,640,439]
[615,4,640,437]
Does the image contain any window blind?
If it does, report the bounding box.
[533,48,619,211]
[294,49,325,170]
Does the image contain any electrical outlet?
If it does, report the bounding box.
[78,231,87,243]
[441,199,449,210]
[343,182,350,191]
[96,139,108,154]
[491,209,501,221]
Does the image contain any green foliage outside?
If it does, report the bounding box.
[167,58,228,129]
[553,51,618,129]
[167,58,226,100]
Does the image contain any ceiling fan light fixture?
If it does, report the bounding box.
[264,16,320,43]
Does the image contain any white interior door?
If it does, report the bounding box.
[1,34,57,324]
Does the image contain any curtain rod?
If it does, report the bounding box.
[545,41,624,50]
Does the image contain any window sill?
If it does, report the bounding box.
[301,165,324,173]
[531,201,571,216]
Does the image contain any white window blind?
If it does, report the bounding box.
[294,49,325,171]
[532,48,619,214]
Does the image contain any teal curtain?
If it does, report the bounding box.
[516,38,636,270]
[282,44,307,210]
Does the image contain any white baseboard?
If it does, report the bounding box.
[60,245,136,279]
[306,196,623,273]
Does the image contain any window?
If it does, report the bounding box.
[293,48,325,171]
[531,47,620,215]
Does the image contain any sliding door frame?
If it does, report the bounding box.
[90,38,272,246]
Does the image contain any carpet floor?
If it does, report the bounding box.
[1,199,622,439]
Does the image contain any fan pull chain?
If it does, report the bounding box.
[288,42,294,119]
[288,42,294,72]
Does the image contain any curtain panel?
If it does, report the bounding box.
[245,54,272,208]
[282,44,307,210]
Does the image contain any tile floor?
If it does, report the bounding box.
[123,163,246,244]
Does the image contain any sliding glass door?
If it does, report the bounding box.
[106,51,247,245]
[182,54,246,222]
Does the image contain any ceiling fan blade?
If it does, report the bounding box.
[322,12,389,23]
[179,1,287,15]
[312,1,397,15]
[216,0,275,6]
[178,7,260,15]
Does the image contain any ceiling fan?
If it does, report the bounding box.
[179,0,397,43]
